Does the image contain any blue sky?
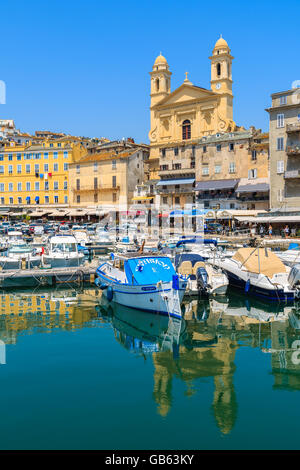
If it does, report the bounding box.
[1,0,299,143]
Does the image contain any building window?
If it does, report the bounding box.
[63,151,68,159]
[17,165,22,174]
[216,63,221,77]
[76,165,80,174]
[45,196,49,204]
[112,175,117,188]
[44,152,49,159]
[44,163,49,172]
[229,143,234,151]
[26,182,31,191]
[174,163,181,170]
[17,182,22,191]
[45,181,49,190]
[277,137,284,151]
[94,193,98,203]
[277,114,285,128]
[64,181,68,190]
[0,197,4,204]
[251,150,257,160]
[26,164,31,173]
[112,193,117,203]
[76,195,80,203]
[8,165,13,174]
[162,197,168,204]
[17,154,22,161]
[112,160,116,169]
[18,197,22,204]
[0,183,4,191]
[182,120,191,140]
[54,196,58,203]
[54,181,59,190]
[280,96,287,105]
[203,145,207,153]
[277,160,284,174]
[76,179,80,190]
[161,148,166,157]
[0,166,4,174]
[175,196,180,204]
[8,154,13,161]
[174,147,179,156]
[94,177,98,189]
[8,183,13,192]
[216,144,221,152]
[53,152,58,159]
[53,163,58,171]
[215,164,221,174]
[35,181,40,191]
[229,162,236,173]
[248,168,257,179]
[64,163,68,171]
[34,164,39,173]
[202,165,209,176]
[277,189,283,202]
[9,197,13,204]
[64,196,68,203]
[94,162,98,172]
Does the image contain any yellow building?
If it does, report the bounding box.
[69,140,149,208]
[0,137,86,207]
[149,37,236,165]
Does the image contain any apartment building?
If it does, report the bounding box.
[266,87,300,209]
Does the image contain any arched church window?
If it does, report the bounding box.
[217,63,221,77]
[156,78,160,92]
[182,120,191,140]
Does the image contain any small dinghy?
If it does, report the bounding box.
[176,253,228,297]
[95,252,187,319]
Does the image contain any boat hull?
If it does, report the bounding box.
[96,270,185,319]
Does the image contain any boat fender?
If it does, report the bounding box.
[172,274,179,290]
[107,286,114,301]
[245,279,251,293]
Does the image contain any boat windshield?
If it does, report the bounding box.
[51,243,77,253]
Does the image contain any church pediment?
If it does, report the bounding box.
[153,84,217,109]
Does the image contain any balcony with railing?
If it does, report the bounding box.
[73,183,120,192]
[287,145,300,156]
[158,165,195,177]
[286,122,300,133]
[284,169,300,179]
[157,186,195,195]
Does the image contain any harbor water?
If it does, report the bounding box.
[0,286,300,449]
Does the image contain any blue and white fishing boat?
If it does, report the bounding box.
[95,253,187,319]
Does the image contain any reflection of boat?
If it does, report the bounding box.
[95,253,187,318]
[98,297,185,354]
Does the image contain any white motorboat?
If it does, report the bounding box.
[0,241,42,270]
[176,252,228,297]
[95,252,187,319]
[42,235,85,268]
[210,247,300,302]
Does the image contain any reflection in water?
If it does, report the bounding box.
[1,287,300,438]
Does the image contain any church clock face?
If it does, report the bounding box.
[216,83,221,90]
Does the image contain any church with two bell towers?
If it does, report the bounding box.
[148,37,237,162]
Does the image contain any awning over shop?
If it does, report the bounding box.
[67,209,89,217]
[29,210,50,217]
[237,183,269,193]
[218,209,266,219]
[195,179,239,191]
[48,209,69,217]
[235,215,300,224]
[131,196,154,201]
[156,178,195,186]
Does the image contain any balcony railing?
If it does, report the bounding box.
[286,123,300,133]
[158,166,195,176]
[287,145,300,156]
[73,184,120,192]
[284,169,300,179]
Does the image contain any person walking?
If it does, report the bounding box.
[284,225,290,238]
[268,224,273,238]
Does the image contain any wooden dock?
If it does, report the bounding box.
[0,259,99,288]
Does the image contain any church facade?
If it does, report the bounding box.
[148,37,236,162]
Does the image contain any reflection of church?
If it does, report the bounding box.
[151,301,297,435]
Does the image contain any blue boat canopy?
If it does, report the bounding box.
[124,256,176,285]
[176,238,217,247]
